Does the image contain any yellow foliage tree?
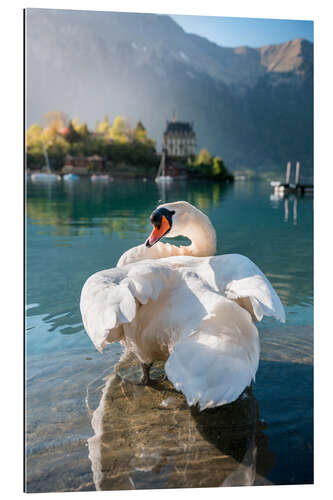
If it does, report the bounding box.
[26,124,43,148]
[71,116,86,134]
[196,148,212,165]
[135,120,147,143]
[48,135,70,154]
[43,111,68,134]
[212,156,223,176]
[96,115,111,135]
[109,116,128,143]
[42,126,59,145]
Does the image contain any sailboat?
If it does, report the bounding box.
[155,149,173,183]
[63,173,79,182]
[30,144,61,182]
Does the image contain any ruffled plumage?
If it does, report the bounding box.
[81,252,285,410]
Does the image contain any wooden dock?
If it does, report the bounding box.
[271,161,313,195]
[273,183,313,195]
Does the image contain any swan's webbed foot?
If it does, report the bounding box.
[120,362,167,386]
[156,372,167,383]
[140,363,167,385]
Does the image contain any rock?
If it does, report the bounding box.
[88,353,275,490]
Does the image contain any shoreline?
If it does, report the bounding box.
[26,170,235,183]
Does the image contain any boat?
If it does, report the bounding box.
[30,144,61,182]
[155,175,173,183]
[90,174,113,182]
[155,150,173,183]
[30,173,61,182]
[63,173,79,182]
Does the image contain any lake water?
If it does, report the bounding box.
[25,177,313,492]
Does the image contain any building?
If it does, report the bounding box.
[163,117,196,157]
[63,154,104,174]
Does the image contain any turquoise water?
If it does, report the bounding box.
[25,178,313,491]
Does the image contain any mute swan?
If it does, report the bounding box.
[80,201,285,410]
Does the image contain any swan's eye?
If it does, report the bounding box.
[150,208,175,229]
[150,210,162,229]
[158,208,175,225]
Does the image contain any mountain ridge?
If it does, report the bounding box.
[26,9,313,177]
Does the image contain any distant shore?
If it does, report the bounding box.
[26,165,235,182]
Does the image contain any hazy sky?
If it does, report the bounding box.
[171,15,313,48]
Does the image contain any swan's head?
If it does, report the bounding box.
[145,201,212,248]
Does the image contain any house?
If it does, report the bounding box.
[163,116,196,158]
[63,154,104,174]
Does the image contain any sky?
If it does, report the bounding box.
[170,15,313,48]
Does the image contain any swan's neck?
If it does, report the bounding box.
[117,209,217,267]
[178,213,217,257]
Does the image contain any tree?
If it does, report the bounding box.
[66,121,81,144]
[46,136,70,171]
[96,115,111,135]
[135,120,147,142]
[212,156,223,176]
[196,148,212,166]
[43,111,69,133]
[211,156,233,181]
[26,124,44,168]
[71,116,89,136]
[109,116,128,143]
[42,126,59,145]
[26,124,43,148]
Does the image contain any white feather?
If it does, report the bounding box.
[80,201,285,409]
[165,298,259,410]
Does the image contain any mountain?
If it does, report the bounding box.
[26,9,313,178]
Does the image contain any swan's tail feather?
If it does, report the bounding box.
[165,299,260,410]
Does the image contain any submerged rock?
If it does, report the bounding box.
[88,353,275,490]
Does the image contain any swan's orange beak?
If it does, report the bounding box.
[146,215,170,247]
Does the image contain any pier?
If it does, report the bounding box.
[271,161,313,195]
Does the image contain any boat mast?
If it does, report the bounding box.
[156,149,166,179]
[42,143,51,173]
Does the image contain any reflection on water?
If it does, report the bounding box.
[88,354,275,490]
[27,178,313,310]
[27,178,226,238]
[270,193,304,226]
[26,177,313,492]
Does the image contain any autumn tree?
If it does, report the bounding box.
[26,124,43,148]
[135,120,147,142]
[43,111,69,134]
[212,156,223,176]
[109,116,128,143]
[195,148,212,166]
[71,116,89,136]
[96,115,111,135]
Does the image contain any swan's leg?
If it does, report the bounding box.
[119,362,152,385]
[140,362,153,385]
[141,362,167,384]
[120,362,166,385]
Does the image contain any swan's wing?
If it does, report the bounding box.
[208,254,286,323]
[80,261,174,352]
[165,296,260,410]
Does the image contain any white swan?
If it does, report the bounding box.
[80,201,285,410]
